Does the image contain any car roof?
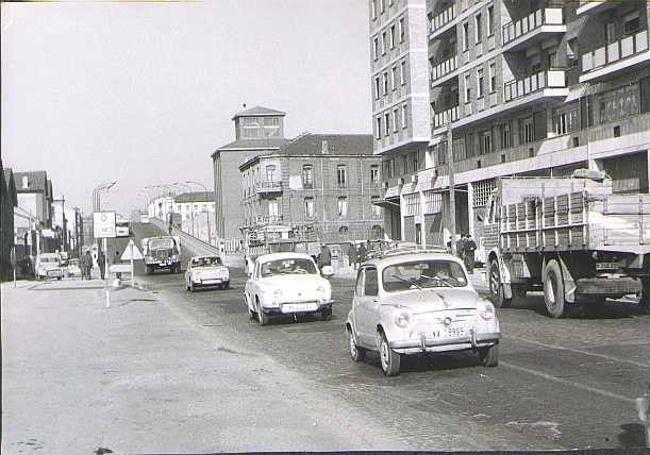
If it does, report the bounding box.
[256,252,314,263]
[363,251,465,269]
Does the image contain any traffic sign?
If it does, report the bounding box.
[121,240,144,261]
[94,211,117,238]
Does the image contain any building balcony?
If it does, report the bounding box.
[502,8,565,52]
[429,4,456,38]
[433,105,459,129]
[430,55,458,84]
[576,0,614,17]
[254,181,283,196]
[503,70,567,103]
[580,30,650,83]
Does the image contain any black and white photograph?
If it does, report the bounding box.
[1,0,650,453]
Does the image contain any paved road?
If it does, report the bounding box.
[132,222,650,450]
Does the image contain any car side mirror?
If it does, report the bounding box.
[321,265,334,277]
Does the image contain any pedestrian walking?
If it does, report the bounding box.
[82,250,93,280]
[97,250,106,280]
[463,234,477,274]
[348,243,358,270]
[456,235,466,262]
[317,244,331,270]
[357,242,367,267]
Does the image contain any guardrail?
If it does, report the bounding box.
[503,69,566,102]
[581,30,649,73]
[430,4,455,35]
[502,8,563,46]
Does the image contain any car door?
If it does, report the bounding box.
[355,266,380,347]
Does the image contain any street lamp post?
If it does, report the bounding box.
[186,181,212,245]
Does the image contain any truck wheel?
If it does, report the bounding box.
[479,343,499,367]
[544,259,566,318]
[489,260,511,308]
[378,330,400,376]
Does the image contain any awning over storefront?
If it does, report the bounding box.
[373,195,400,209]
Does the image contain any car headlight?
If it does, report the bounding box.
[271,288,282,306]
[315,284,330,301]
[394,309,412,328]
[478,299,495,320]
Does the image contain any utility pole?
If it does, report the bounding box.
[446,116,456,255]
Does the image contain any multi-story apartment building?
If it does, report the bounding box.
[370,0,650,249]
[211,106,289,251]
[239,134,385,249]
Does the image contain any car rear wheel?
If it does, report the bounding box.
[479,344,499,367]
[348,328,366,362]
[378,331,400,376]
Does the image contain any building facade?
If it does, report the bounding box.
[211,106,289,251]
[239,134,385,250]
[147,192,216,244]
[13,171,55,257]
[1,164,18,279]
[369,0,650,250]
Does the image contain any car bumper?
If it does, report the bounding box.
[390,331,500,354]
[192,278,229,287]
[262,300,333,315]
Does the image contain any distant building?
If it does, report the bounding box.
[1,163,18,279]
[239,133,384,250]
[147,191,216,244]
[211,106,289,251]
[369,0,650,248]
[13,170,55,256]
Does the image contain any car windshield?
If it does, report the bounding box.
[192,257,222,267]
[150,238,174,250]
[260,258,317,277]
[382,260,467,292]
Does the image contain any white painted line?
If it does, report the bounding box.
[501,361,636,404]
[504,334,650,369]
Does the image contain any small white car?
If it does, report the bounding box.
[244,252,334,325]
[35,253,63,280]
[346,249,500,376]
[185,255,230,291]
[66,258,82,278]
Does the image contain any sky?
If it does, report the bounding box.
[1,0,372,216]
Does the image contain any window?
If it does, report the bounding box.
[412,151,419,172]
[399,18,405,42]
[548,51,558,69]
[384,113,390,135]
[380,0,385,14]
[400,61,406,85]
[477,68,484,98]
[371,0,377,19]
[463,22,469,50]
[370,165,379,183]
[268,200,279,217]
[553,108,577,135]
[381,32,387,55]
[337,165,347,186]
[242,117,260,138]
[375,117,382,139]
[479,131,491,155]
[21,176,28,189]
[393,108,399,132]
[390,25,396,49]
[500,122,512,149]
[489,63,496,92]
[624,15,640,35]
[401,104,408,129]
[605,22,616,43]
[383,72,389,95]
[371,196,382,217]
[265,164,277,182]
[337,197,348,217]
[391,66,398,90]
[364,268,379,296]
[464,73,471,102]
[402,155,408,174]
[487,6,494,36]
[304,198,314,218]
[521,117,534,144]
[302,164,314,187]
[475,13,482,43]
[373,37,379,60]
[374,77,380,99]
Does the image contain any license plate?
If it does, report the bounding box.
[202,279,221,284]
[432,325,465,338]
[596,262,619,271]
[282,303,317,313]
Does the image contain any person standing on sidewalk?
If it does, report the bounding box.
[82,251,92,280]
[317,244,331,271]
[348,243,358,271]
[357,242,367,268]
[463,234,477,274]
[97,250,106,280]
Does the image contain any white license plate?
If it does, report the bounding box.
[202,279,222,284]
[282,303,317,313]
[432,325,465,338]
[595,262,619,271]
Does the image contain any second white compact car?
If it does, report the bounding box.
[244,252,334,325]
[185,255,230,291]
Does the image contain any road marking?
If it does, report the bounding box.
[501,361,636,404]
[504,334,650,369]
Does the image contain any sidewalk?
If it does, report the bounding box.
[1,277,404,453]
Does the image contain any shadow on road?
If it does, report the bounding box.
[617,422,647,448]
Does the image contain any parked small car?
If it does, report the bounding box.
[346,249,500,376]
[66,258,82,278]
[244,252,334,325]
[35,253,64,280]
[185,255,230,291]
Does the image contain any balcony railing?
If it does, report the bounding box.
[502,8,563,46]
[582,30,649,73]
[430,4,455,34]
[254,181,283,194]
[431,55,458,82]
[433,105,459,128]
[503,70,566,102]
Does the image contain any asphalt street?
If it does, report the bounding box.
[130,222,650,450]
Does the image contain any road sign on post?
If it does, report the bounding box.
[93,211,117,239]
[121,239,144,287]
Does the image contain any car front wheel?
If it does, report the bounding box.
[378,331,400,376]
[479,344,499,367]
[348,328,366,362]
[257,299,269,326]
